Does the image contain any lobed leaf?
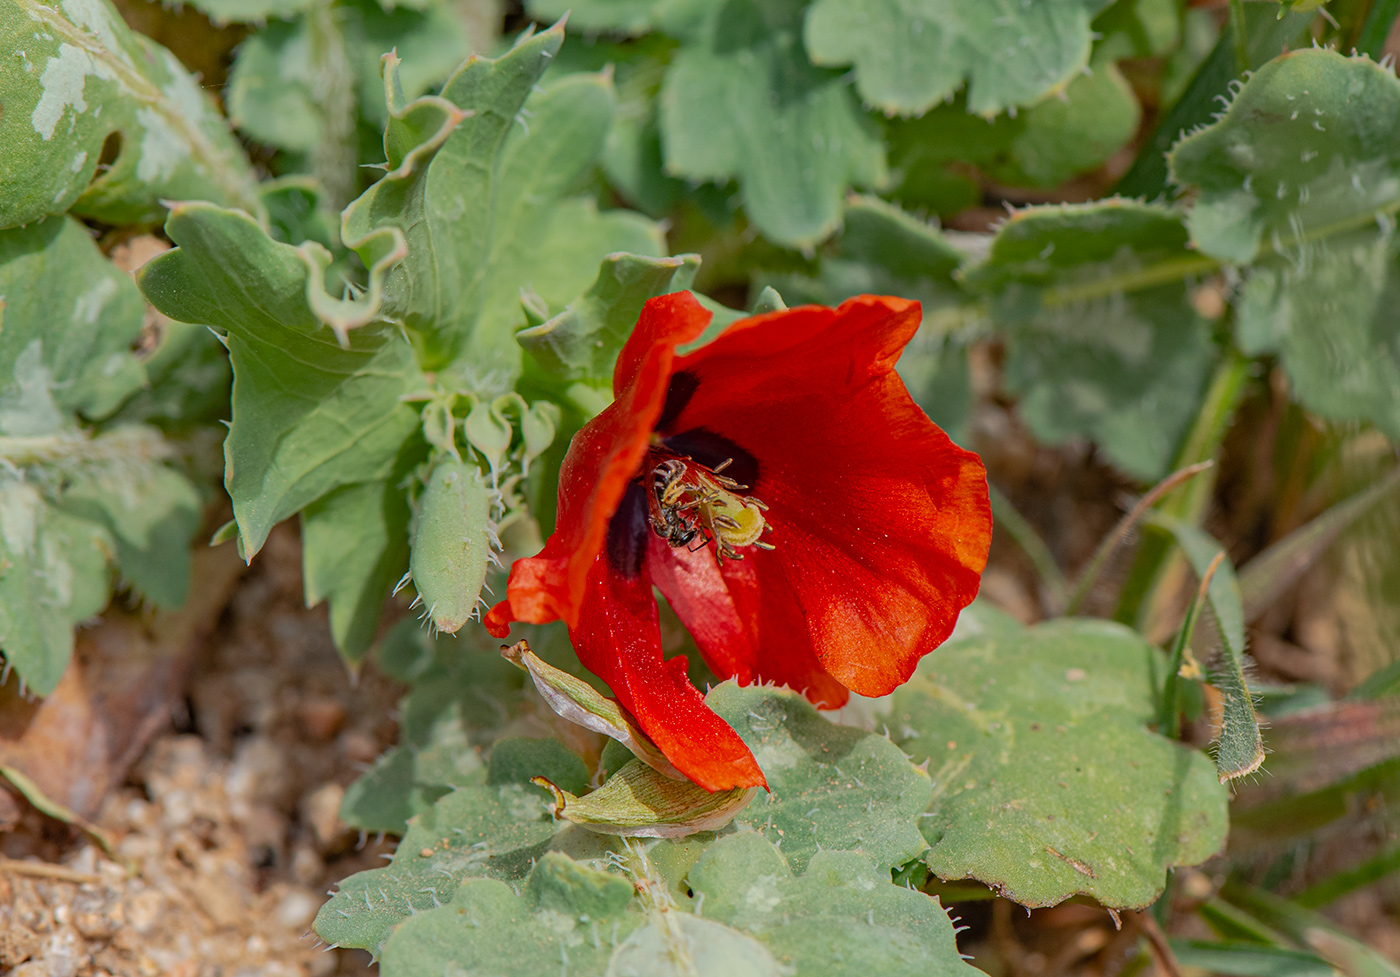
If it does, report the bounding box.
[892,617,1229,908]
[0,0,259,228]
[804,0,1114,117]
[138,202,422,559]
[517,252,699,385]
[315,735,595,958]
[658,0,886,247]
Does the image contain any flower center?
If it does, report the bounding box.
[644,449,774,562]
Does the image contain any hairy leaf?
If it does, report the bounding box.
[0,0,259,227]
[315,735,594,957]
[963,200,1216,480]
[893,617,1229,908]
[709,682,933,872]
[688,832,983,977]
[1148,513,1265,782]
[804,0,1113,117]
[1171,50,1400,438]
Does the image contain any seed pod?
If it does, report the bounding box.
[409,458,495,634]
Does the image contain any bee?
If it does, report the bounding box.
[647,458,708,550]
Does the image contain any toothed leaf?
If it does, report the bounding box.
[137,202,422,559]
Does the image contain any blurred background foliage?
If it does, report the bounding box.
[1,0,1400,973]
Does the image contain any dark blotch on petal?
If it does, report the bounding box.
[656,370,699,433]
[663,428,760,489]
[606,481,650,579]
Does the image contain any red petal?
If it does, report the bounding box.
[571,548,766,792]
[485,292,712,634]
[661,295,992,697]
[649,535,849,709]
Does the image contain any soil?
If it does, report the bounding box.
[0,528,399,977]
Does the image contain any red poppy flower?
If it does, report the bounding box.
[485,292,991,791]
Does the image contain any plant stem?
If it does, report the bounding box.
[1228,0,1251,73]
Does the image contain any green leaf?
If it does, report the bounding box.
[517,252,699,384]
[314,736,597,957]
[226,0,471,149]
[892,617,1229,908]
[804,0,1112,117]
[59,462,202,610]
[339,620,574,834]
[962,200,1217,480]
[708,683,933,873]
[0,0,260,228]
[344,25,665,381]
[1147,513,1265,782]
[302,476,414,664]
[688,833,984,977]
[1170,50,1400,438]
[0,478,111,696]
[659,0,886,247]
[376,832,979,977]
[137,202,422,558]
[0,218,146,424]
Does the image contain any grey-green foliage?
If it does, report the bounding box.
[1171,49,1400,441]
[139,26,665,663]
[374,833,981,977]
[963,200,1216,481]
[0,0,260,228]
[804,0,1114,116]
[138,202,423,562]
[658,0,887,248]
[887,55,1141,215]
[226,0,471,151]
[709,682,933,872]
[315,735,597,958]
[337,619,581,835]
[892,616,1229,908]
[342,22,665,380]
[517,253,700,385]
[0,219,202,695]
